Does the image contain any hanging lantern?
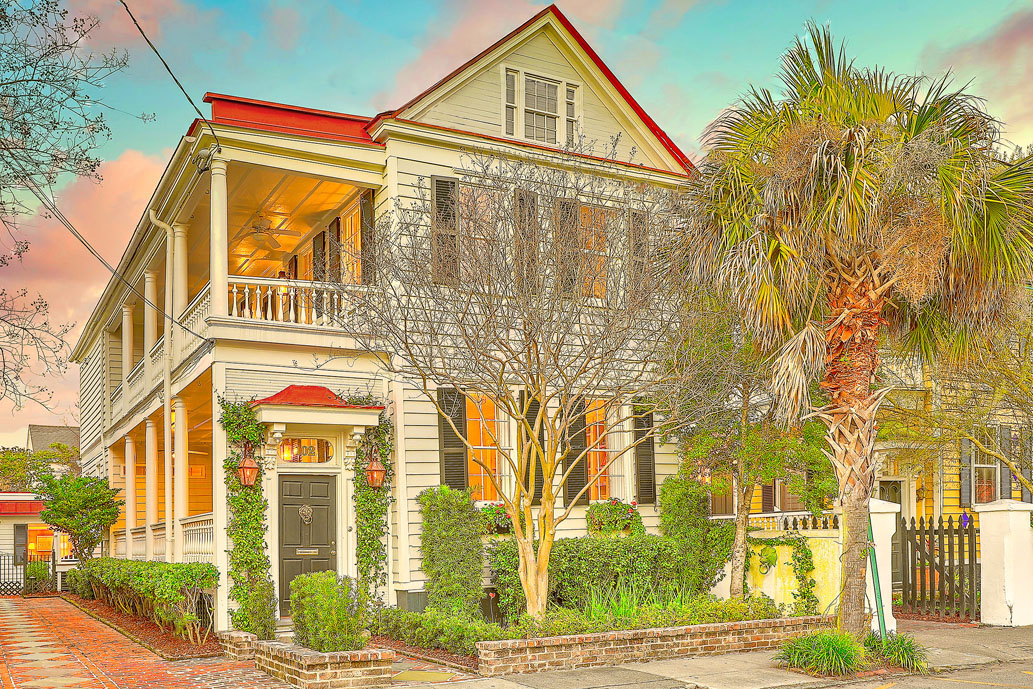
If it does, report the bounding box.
[365,445,386,489]
[237,443,260,486]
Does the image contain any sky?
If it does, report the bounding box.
[2,0,1033,446]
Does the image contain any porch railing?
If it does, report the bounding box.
[712,510,839,531]
[152,523,166,560]
[113,528,127,558]
[111,383,123,418]
[148,339,164,387]
[175,285,211,366]
[182,513,215,564]
[130,526,147,560]
[227,275,362,329]
[127,359,145,398]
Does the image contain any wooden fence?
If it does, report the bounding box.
[897,516,979,620]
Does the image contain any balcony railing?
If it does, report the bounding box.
[182,513,214,564]
[227,275,362,329]
[175,285,211,366]
[711,510,839,531]
[127,359,145,398]
[152,523,166,560]
[148,339,164,387]
[111,383,123,417]
[130,526,147,560]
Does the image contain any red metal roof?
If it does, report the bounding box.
[251,385,384,410]
[0,500,43,516]
[199,93,380,147]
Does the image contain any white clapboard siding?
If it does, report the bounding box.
[79,341,105,455]
[222,367,386,402]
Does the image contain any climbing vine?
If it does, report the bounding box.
[219,398,277,639]
[346,394,395,611]
[743,532,818,616]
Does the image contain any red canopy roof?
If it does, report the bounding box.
[251,385,384,410]
[0,500,43,516]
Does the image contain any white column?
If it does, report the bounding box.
[866,498,900,633]
[124,435,136,544]
[211,362,231,631]
[973,500,1033,626]
[173,396,188,562]
[143,271,157,357]
[173,223,189,317]
[209,159,228,318]
[121,305,134,388]
[145,418,157,560]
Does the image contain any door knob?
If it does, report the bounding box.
[331,550,336,555]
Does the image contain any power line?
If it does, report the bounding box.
[118,0,222,155]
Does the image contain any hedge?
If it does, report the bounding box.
[417,486,484,616]
[78,558,218,644]
[290,571,367,653]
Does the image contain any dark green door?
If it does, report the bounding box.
[279,475,336,616]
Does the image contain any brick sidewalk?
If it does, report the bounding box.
[0,597,291,689]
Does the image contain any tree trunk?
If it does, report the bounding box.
[729,481,754,598]
[816,267,887,638]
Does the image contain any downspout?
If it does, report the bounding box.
[149,209,175,562]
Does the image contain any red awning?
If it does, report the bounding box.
[0,500,43,516]
[251,385,384,410]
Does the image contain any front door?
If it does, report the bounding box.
[279,475,336,616]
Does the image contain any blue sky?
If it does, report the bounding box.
[3,0,1033,443]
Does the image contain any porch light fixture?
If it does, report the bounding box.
[365,446,386,489]
[237,442,260,486]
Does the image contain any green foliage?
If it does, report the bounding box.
[78,557,218,644]
[290,571,368,653]
[218,398,276,638]
[351,402,394,610]
[372,607,509,657]
[865,632,929,673]
[37,473,122,561]
[65,568,94,599]
[479,502,511,535]
[417,486,484,617]
[658,474,735,593]
[487,534,700,619]
[586,498,645,535]
[23,559,53,594]
[746,533,819,616]
[776,630,866,675]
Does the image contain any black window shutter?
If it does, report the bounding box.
[313,231,326,282]
[634,412,656,504]
[1000,425,1014,500]
[563,399,589,506]
[327,218,341,283]
[761,483,775,513]
[359,189,376,285]
[1022,427,1033,503]
[437,388,467,491]
[14,524,27,564]
[554,199,579,294]
[520,392,546,505]
[431,177,459,285]
[287,254,298,280]
[959,438,972,508]
[514,189,539,295]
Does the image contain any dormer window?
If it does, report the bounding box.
[502,66,579,146]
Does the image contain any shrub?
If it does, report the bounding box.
[777,630,866,675]
[23,560,53,594]
[290,571,367,653]
[38,474,122,562]
[417,486,483,617]
[372,606,508,657]
[586,498,645,535]
[865,632,928,672]
[79,557,217,644]
[65,567,93,599]
[659,474,734,593]
[234,576,277,641]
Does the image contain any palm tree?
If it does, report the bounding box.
[686,23,1033,635]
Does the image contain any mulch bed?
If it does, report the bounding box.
[62,594,223,660]
[370,635,479,672]
[893,609,979,624]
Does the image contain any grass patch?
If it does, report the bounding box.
[865,632,929,673]
[776,630,866,675]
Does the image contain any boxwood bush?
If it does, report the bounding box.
[290,571,367,653]
[78,557,217,644]
[417,486,484,617]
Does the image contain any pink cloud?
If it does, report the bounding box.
[371,0,630,111]
[265,4,304,52]
[0,149,168,446]
[76,0,190,47]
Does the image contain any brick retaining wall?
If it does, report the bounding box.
[476,615,833,676]
[254,640,395,688]
[218,631,257,660]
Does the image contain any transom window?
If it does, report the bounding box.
[278,438,334,464]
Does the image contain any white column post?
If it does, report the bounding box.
[209,159,229,318]
[145,418,157,560]
[212,362,231,631]
[143,271,157,360]
[973,500,1033,626]
[173,223,189,317]
[121,305,134,389]
[124,435,137,549]
[866,498,900,633]
[173,396,189,562]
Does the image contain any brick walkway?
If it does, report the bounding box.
[0,597,291,689]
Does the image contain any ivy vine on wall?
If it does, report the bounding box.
[744,532,819,616]
[218,398,277,639]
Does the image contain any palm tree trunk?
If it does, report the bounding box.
[817,269,887,638]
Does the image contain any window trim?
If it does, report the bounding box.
[499,64,582,148]
[972,447,1000,505]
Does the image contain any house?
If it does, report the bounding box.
[71,5,692,631]
[25,425,80,453]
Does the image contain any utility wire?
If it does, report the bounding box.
[118,0,222,154]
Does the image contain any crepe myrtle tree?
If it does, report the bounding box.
[330,142,699,619]
[686,23,1033,635]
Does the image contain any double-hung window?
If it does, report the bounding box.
[524,75,558,143]
[502,66,579,147]
[974,447,999,504]
[467,395,502,502]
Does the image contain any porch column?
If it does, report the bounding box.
[145,419,158,560]
[173,223,189,317]
[143,271,157,361]
[173,396,188,562]
[209,159,228,318]
[121,304,134,389]
[211,363,231,631]
[124,435,136,546]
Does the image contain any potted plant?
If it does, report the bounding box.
[480,502,511,535]
[587,498,645,536]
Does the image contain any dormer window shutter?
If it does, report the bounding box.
[438,388,468,491]
[431,177,459,286]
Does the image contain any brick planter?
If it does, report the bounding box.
[476,615,834,677]
[253,640,395,688]
[218,631,257,660]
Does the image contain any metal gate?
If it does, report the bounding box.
[897,516,979,620]
[0,553,56,595]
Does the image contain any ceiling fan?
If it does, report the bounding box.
[248,216,281,250]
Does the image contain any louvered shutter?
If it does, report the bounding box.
[313,231,326,282]
[437,388,467,490]
[554,199,579,294]
[327,217,341,283]
[1022,427,1033,503]
[1000,425,1014,500]
[761,483,775,513]
[563,399,589,506]
[634,412,656,504]
[360,189,376,285]
[287,254,299,280]
[959,438,972,508]
[431,177,459,285]
[514,189,539,295]
[14,524,27,565]
[520,392,546,505]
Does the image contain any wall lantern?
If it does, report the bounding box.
[365,445,386,490]
[237,442,260,486]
